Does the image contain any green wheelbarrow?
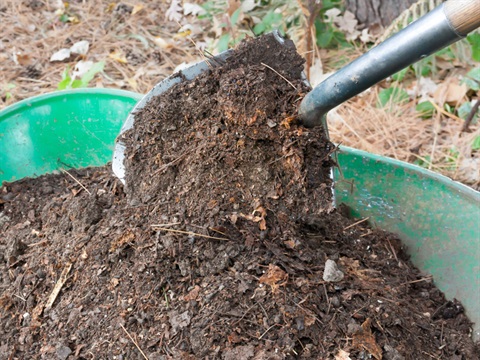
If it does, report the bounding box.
[1,89,479,340]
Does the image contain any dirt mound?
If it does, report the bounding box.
[0,34,478,359]
[121,33,334,244]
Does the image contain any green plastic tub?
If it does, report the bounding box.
[0,89,142,182]
[1,89,479,340]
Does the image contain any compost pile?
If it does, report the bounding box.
[0,34,478,360]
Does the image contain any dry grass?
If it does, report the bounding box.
[0,0,478,189]
[0,0,200,103]
[329,87,480,190]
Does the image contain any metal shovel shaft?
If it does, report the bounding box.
[299,1,480,128]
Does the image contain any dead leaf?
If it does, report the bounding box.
[227,0,241,17]
[240,0,258,12]
[110,231,135,252]
[308,58,325,87]
[14,52,33,66]
[50,48,71,62]
[239,202,268,230]
[340,256,381,282]
[132,4,144,15]
[183,285,200,301]
[336,349,352,360]
[153,36,174,49]
[283,239,296,249]
[174,28,192,39]
[359,28,374,43]
[259,218,266,231]
[72,60,94,78]
[50,41,89,62]
[127,78,138,92]
[227,331,242,344]
[434,79,468,106]
[304,314,316,327]
[435,58,456,71]
[207,199,218,209]
[369,23,384,38]
[70,40,89,55]
[325,9,361,41]
[407,77,438,101]
[67,15,80,24]
[240,213,263,223]
[109,49,128,64]
[259,264,288,293]
[338,10,357,33]
[183,3,206,16]
[165,0,183,22]
[353,318,382,360]
[110,277,119,288]
[324,8,341,23]
[106,2,116,12]
[52,0,65,11]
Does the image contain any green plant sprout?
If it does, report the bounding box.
[2,83,16,101]
[472,136,480,151]
[413,155,432,168]
[314,0,350,49]
[377,86,409,108]
[416,101,435,119]
[446,147,460,171]
[57,61,105,90]
[466,33,480,62]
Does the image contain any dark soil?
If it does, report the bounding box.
[1,34,478,359]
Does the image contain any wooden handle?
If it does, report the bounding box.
[444,0,480,36]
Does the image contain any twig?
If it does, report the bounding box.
[260,62,297,91]
[421,351,440,359]
[45,262,73,312]
[60,169,92,195]
[461,99,479,132]
[163,288,170,309]
[152,145,202,176]
[208,226,229,237]
[296,0,322,79]
[360,230,373,238]
[318,143,340,163]
[150,222,181,228]
[120,323,149,360]
[430,100,464,123]
[386,238,399,262]
[204,50,226,66]
[343,217,370,231]
[13,294,27,302]
[258,324,279,340]
[399,275,432,286]
[27,239,49,247]
[151,226,229,241]
[440,321,445,346]
[231,303,259,326]
[16,77,50,84]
